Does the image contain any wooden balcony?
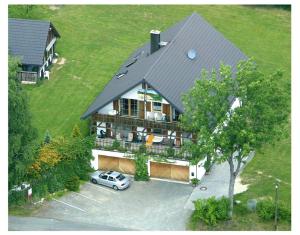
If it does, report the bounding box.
[91,113,182,132]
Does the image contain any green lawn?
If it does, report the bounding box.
[9,5,291,230]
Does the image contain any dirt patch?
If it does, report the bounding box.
[58,58,66,65]
[72,75,81,80]
[234,176,249,194]
[49,5,61,11]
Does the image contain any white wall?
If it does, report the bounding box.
[98,102,113,115]
[189,157,206,181]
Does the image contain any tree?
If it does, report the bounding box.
[72,124,82,138]
[8,57,38,189]
[44,130,52,144]
[181,59,289,218]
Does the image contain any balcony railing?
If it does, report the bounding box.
[91,113,182,132]
[17,71,38,83]
[95,137,191,160]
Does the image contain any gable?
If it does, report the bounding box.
[81,13,247,119]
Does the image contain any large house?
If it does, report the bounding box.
[8,18,60,84]
[82,13,247,182]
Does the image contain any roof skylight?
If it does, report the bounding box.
[125,58,137,67]
[187,49,197,60]
[116,70,128,79]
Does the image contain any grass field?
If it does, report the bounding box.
[9,5,291,230]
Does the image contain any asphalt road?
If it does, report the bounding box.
[9,216,131,231]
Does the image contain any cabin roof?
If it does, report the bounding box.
[8,18,60,66]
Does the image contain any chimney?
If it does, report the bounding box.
[150,30,161,54]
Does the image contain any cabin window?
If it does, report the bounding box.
[120,98,129,116]
[130,99,138,117]
[153,102,162,112]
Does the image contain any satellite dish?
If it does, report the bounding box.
[187,49,197,60]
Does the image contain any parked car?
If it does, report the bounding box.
[90,170,130,190]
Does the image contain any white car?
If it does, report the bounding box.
[90,170,130,190]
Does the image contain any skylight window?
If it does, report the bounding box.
[187,49,197,60]
[116,70,128,79]
[125,58,137,67]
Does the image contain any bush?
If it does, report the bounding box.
[257,199,291,222]
[138,144,147,154]
[191,178,200,186]
[65,176,80,191]
[193,196,230,226]
[8,190,27,206]
[166,147,175,158]
[47,175,64,193]
[112,140,121,150]
[32,183,48,199]
[234,202,249,216]
[134,154,149,181]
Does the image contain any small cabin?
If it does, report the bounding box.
[8,18,60,84]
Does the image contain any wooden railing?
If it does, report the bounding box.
[92,113,182,132]
[17,71,38,82]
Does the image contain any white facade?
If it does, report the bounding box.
[91,149,206,183]
[98,102,113,115]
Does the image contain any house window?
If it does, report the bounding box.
[130,99,138,117]
[173,109,180,121]
[153,102,162,112]
[120,98,129,116]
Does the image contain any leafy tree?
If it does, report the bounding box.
[71,124,82,138]
[181,59,289,218]
[8,57,38,189]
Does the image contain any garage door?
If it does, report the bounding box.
[150,162,189,182]
[98,155,136,175]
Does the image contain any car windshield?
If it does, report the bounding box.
[116,174,125,181]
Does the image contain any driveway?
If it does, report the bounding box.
[185,152,255,210]
[27,178,193,231]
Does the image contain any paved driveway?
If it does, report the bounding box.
[32,178,193,231]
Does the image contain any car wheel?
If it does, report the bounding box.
[113,185,119,191]
[91,179,97,184]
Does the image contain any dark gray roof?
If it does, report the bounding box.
[81,13,247,119]
[8,18,60,66]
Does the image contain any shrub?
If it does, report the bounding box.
[193,196,230,226]
[166,147,175,158]
[138,144,147,154]
[65,176,80,192]
[32,183,48,199]
[257,199,291,222]
[8,190,27,206]
[134,154,149,181]
[44,130,52,144]
[47,175,64,193]
[191,178,200,186]
[112,140,121,150]
[234,202,249,216]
